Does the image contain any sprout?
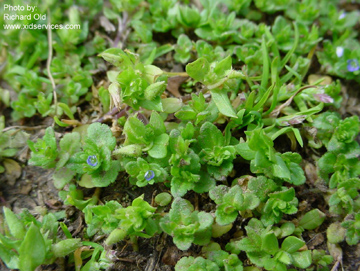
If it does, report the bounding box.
[336,47,344,58]
[347,59,360,72]
[144,170,155,181]
[87,155,98,167]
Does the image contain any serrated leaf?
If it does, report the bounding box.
[87,123,116,150]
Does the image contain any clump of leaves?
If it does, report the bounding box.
[195,122,237,180]
[209,185,260,226]
[160,197,213,250]
[342,213,360,245]
[0,207,81,271]
[226,218,312,271]
[100,48,167,111]
[28,123,121,188]
[105,195,159,251]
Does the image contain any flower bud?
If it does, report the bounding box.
[144,81,166,100]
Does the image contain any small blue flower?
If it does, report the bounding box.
[339,12,346,20]
[87,155,98,167]
[144,170,155,181]
[347,59,360,72]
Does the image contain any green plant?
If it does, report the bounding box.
[342,213,360,245]
[209,185,259,225]
[226,218,312,271]
[0,207,81,271]
[100,48,167,111]
[28,123,121,188]
[160,197,213,250]
[260,187,298,226]
[105,195,159,250]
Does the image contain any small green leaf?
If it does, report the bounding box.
[87,123,116,150]
[52,239,82,258]
[211,90,237,118]
[299,209,326,230]
[105,228,127,245]
[281,236,305,253]
[186,57,210,82]
[3,207,26,239]
[261,232,279,255]
[148,133,169,158]
[53,168,76,189]
[113,144,142,157]
[155,193,172,206]
[19,223,46,271]
[292,250,312,269]
[144,81,166,100]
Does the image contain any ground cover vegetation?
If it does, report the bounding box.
[1,0,360,270]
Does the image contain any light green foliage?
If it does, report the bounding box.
[84,200,122,237]
[237,128,306,185]
[175,242,244,271]
[0,207,80,271]
[174,34,193,64]
[4,0,360,269]
[175,93,219,125]
[328,178,360,215]
[261,187,298,226]
[175,256,219,271]
[197,122,237,180]
[311,250,334,270]
[0,116,29,173]
[168,127,215,197]
[186,56,242,117]
[154,192,172,206]
[65,123,120,187]
[122,112,169,159]
[317,39,360,82]
[105,195,158,245]
[125,157,168,187]
[27,127,58,169]
[299,209,326,230]
[209,185,260,225]
[226,218,312,271]
[203,243,244,271]
[100,48,166,111]
[272,16,321,54]
[58,184,98,210]
[160,198,213,250]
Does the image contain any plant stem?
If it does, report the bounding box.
[163,72,189,77]
[130,235,139,252]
